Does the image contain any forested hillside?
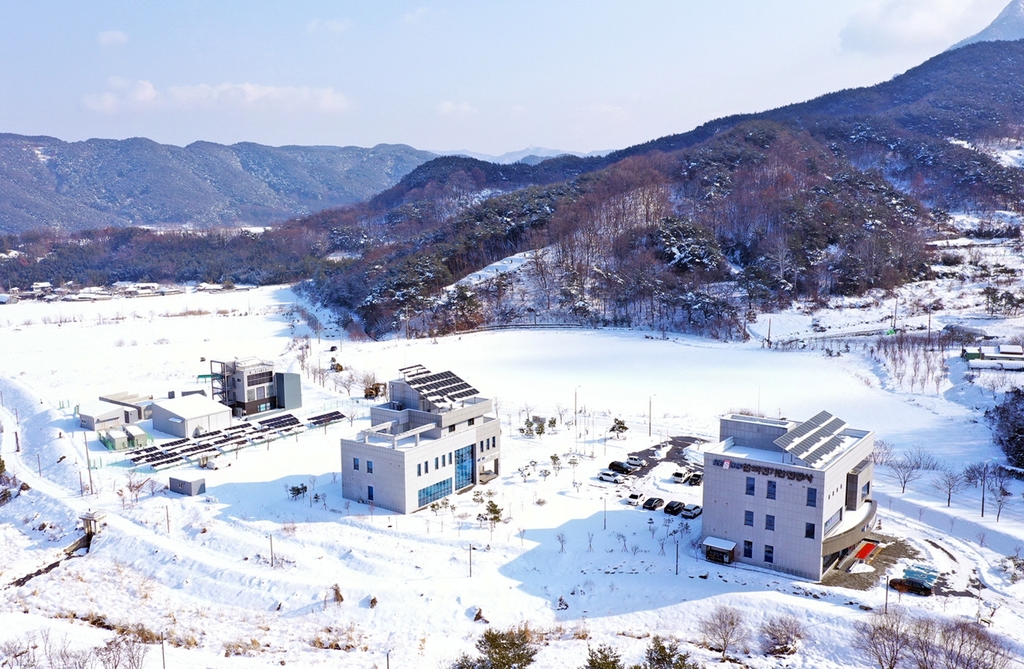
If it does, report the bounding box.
[4,39,1024,340]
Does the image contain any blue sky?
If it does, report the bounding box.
[0,0,1009,154]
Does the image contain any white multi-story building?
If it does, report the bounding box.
[700,411,876,581]
[340,365,501,514]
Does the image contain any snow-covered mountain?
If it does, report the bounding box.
[949,0,1024,50]
[440,146,609,165]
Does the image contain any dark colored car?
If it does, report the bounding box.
[642,497,665,510]
[890,578,933,596]
[608,460,638,475]
[664,500,685,515]
[687,472,703,486]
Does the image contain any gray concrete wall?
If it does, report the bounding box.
[719,415,790,452]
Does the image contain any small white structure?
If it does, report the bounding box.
[151,395,231,438]
[168,477,206,496]
[78,400,123,431]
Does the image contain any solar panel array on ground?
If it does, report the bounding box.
[259,413,300,430]
[308,411,346,427]
[123,413,306,470]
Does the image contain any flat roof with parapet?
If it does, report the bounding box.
[153,395,231,421]
[78,399,121,417]
[231,357,273,370]
[715,411,869,470]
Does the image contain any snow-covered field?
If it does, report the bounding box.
[2,276,1024,667]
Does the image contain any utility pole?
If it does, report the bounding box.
[648,395,652,437]
[166,506,170,533]
[981,463,988,518]
[468,544,473,577]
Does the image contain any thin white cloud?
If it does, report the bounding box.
[97,30,128,46]
[403,7,429,24]
[840,0,1004,53]
[306,18,350,35]
[83,79,348,114]
[437,100,476,116]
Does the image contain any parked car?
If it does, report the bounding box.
[609,460,638,475]
[679,503,703,519]
[642,497,665,510]
[598,469,624,484]
[626,492,646,506]
[687,472,703,486]
[627,455,648,468]
[664,500,685,515]
[889,578,933,596]
[671,470,691,484]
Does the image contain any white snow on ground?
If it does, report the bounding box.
[1,279,1024,667]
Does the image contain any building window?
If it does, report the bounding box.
[861,481,870,499]
[744,510,754,527]
[767,480,776,500]
[367,461,373,474]
[765,514,775,531]
[825,507,843,534]
[454,445,474,490]
[745,477,755,496]
[435,457,439,470]
[424,460,429,474]
[468,418,475,426]
[448,425,456,433]
[743,540,753,558]
[764,545,774,564]
[806,487,818,508]
[417,463,422,477]
[417,478,453,508]
[448,452,453,465]
[367,485,374,502]
[805,522,815,539]
[353,457,359,471]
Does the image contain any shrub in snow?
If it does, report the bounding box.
[638,635,700,669]
[760,614,805,655]
[450,625,538,669]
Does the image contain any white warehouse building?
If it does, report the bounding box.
[340,364,500,514]
[700,411,876,581]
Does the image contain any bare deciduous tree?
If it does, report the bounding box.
[872,439,896,467]
[933,468,967,507]
[938,618,1012,669]
[890,457,923,494]
[853,607,911,669]
[556,532,567,553]
[698,605,749,661]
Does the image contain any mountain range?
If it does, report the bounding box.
[0,137,434,234]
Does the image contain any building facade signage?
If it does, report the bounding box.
[712,459,813,482]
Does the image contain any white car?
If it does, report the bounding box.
[671,470,691,484]
[626,492,646,506]
[598,470,624,484]
[627,455,648,468]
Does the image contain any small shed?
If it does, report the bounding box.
[169,477,206,496]
[100,428,130,451]
[122,424,150,448]
[702,536,736,564]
